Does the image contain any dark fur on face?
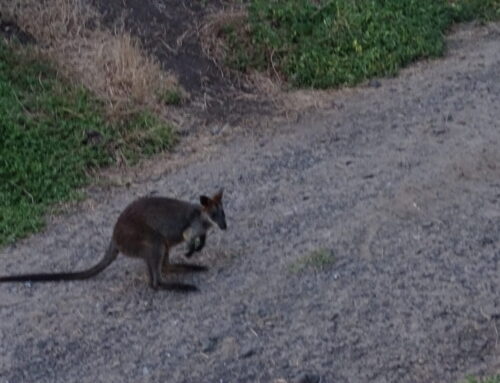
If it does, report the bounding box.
[200,189,227,230]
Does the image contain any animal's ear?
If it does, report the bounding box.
[212,188,224,203]
[200,195,212,207]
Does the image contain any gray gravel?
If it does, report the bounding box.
[1,23,500,383]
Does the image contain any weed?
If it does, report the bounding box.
[161,89,183,106]
[118,111,176,164]
[289,249,335,273]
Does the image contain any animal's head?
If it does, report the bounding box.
[200,188,227,230]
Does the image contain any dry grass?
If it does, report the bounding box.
[1,0,178,119]
[199,9,251,86]
[200,10,248,65]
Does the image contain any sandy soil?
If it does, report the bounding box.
[1,22,500,383]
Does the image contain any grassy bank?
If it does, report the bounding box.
[0,42,174,245]
[222,0,500,88]
[1,0,181,119]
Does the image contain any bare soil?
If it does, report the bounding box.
[1,10,500,383]
[90,0,273,128]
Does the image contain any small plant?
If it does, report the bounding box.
[161,89,183,106]
[289,249,335,273]
[119,111,176,163]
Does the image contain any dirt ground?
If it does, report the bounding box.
[90,0,274,128]
[1,11,500,383]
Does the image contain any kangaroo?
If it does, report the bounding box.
[0,189,227,292]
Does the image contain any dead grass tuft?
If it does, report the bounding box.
[200,9,248,76]
[1,0,178,119]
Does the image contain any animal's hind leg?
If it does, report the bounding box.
[146,250,160,290]
[145,239,170,290]
[149,243,198,292]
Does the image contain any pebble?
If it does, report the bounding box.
[201,337,218,353]
[239,345,256,359]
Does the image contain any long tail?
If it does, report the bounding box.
[0,240,119,283]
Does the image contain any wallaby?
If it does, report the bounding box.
[0,189,227,292]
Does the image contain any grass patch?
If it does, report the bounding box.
[289,249,335,273]
[220,0,500,88]
[160,89,183,106]
[1,0,179,119]
[118,111,176,163]
[465,376,500,383]
[0,42,174,245]
[450,0,500,22]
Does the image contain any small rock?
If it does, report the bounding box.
[239,345,256,359]
[232,303,247,316]
[431,127,447,136]
[257,307,270,318]
[294,373,321,383]
[422,221,434,229]
[201,337,218,353]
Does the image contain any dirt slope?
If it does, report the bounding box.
[91,0,272,126]
[1,23,500,383]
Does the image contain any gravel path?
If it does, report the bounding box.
[1,23,500,383]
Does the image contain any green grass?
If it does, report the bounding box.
[450,0,500,22]
[0,42,174,245]
[289,248,335,273]
[160,88,183,106]
[117,110,176,164]
[224,0,500,88]
[465,376,500,383]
